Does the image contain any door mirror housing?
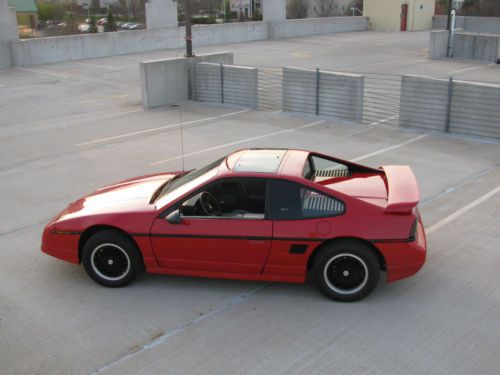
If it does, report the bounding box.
[166,209,182,224]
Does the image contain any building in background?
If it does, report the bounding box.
[76,0,121,9]
[7,0,38,29]
[230,0,262,18]
[364,0,436,31]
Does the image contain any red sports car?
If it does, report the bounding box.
[42,149,426,301]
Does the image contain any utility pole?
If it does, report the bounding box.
[185,0,193,57]
[446,0,453,30]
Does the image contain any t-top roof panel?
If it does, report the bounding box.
[232,149,287,173]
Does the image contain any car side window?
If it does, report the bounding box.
[179,178,267,220]
[268,179,344,220]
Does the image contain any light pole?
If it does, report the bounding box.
[185,0,193,57]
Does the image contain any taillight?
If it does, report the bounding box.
[408,212,419,241]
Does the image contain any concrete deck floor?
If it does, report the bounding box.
[1,31,500,375]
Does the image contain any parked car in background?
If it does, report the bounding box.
[128,23,146,30]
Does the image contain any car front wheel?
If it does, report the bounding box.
[82,230,141,287]
[314,240,380,302]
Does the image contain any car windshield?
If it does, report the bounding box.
[155,156,226,202]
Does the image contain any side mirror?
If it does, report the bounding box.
[166,209,182,224]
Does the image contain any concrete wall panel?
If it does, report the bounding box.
[0,41,12,69]
[195,63,258,109]
[319,71,364,122]
[0,1,18,42]
[146,0,178,30]
[140,52,233,109]
[263,0,286,21]
[140,56,188,109]
[10,24,262,67]
[193,22,268,46]
[449,81,500,140]
[433,15,500,34]
[282,68,316,114]
[452,32,499,62]
[399,75,449,132]
[432,15,465,30]
[283,67,364,122]
[269,17,368,39]
[429,30,449,59]
[223,65,258,109]
[8,17,367,67]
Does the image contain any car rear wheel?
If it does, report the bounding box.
[82,230,141,287]
[314,240,379,302]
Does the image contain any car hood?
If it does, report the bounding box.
[56,172,179,221]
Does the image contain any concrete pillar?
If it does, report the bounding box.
[0,0,17,68]
[263,0,286,22]
[145,0,178,30]
[0,0,19,41]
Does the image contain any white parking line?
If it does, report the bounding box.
[370,115,399,126]
[24,109,144,133]
[351,134,427,162]
[75,109,249,147]
[448,64,495,75]
[71,62,125,71]
[149,120,326,166]
[426,186,500,235]
[15,67,70,79]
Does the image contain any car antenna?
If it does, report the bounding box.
[170,103,185,172]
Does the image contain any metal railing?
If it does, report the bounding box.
[190,62,500,141]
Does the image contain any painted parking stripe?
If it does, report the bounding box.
[370,114,399,126]
[448,64,495,75]
[76,109,249,147]
[426,185,500,235]
[149,120,326,166]
[15,67,70,79]
[351,134,427,162]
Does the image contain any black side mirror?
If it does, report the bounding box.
[166,209,182,224]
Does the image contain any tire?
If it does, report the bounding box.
[314,240,380,302]
[82,230,142,287]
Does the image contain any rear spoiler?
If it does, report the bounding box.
[382,166,420,213]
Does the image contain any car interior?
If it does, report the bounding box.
[179,179,266,219]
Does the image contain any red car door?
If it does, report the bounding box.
[150,178,272,274]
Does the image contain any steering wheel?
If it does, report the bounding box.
[199,191,222,216]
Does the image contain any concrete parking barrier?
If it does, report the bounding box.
[140,52,233,109]
[194,63,258,109]
[399,75,500,141]
[400,75,450,132]
[283,67,364,122]
[428,30,450,59]
[452,32,499,62]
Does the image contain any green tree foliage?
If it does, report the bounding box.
[252,8,262,21]
[105,7,117,31]
[224,0,231,23]
[36,1,66,21]
[316,0,338,17]
[287,0,308,19]
[89,9,98,33]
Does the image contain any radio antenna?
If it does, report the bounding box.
[170,103,185,172]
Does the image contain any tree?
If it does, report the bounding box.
[288,0,308,19]
[224,0,231,23]
[89,9,97,33]
[316,0,338,17]
[252,7,262,21]
[37,2,66,21]
[105,6,117,31]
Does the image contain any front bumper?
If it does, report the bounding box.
[375,216,427,283]
[41,223,80,264]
